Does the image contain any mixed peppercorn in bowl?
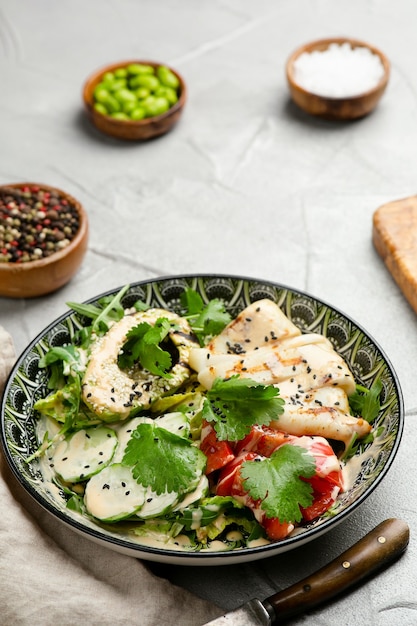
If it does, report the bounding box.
[0,183,88,298]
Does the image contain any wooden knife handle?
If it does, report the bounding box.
[266,518,409,622]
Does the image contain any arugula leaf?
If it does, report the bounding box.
[348,380,382,423]
[39,345,85,384]
[202,376,285,441]
[180,288,231,346]
[122,423,206,496]
[118,318,174,377]
[67,284,130,336]
[240,445,316,523]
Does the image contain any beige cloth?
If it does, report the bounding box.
[0,327,222,626]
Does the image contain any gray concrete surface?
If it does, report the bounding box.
[1,1,417,624]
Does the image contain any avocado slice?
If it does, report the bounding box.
[82,308,198,422]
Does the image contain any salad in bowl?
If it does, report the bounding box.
[1,275,403,565]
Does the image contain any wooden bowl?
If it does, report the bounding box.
[286,37,390,120]
[0,183,88,299]
[82,60,187,140]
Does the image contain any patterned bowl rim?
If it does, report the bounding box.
[0,273,405,563]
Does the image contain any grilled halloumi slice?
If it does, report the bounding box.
[272,387,371,446]
[206,298,301,354]
[189,332,355,395]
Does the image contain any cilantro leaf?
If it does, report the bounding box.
[240,445,316,523]
[118,318,174,377]
[202,376,285,441]
[122,423,206,495]
[180,288,232,346]
[348,380,382,423]
[181,288,204,315]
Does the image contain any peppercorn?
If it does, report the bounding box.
[0,185,80,263]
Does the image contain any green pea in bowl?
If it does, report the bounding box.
[82,60,187,140]
[0,275,404,565]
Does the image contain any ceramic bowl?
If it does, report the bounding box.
[286,37,390,120]
[82,60,187,140]
[0,275,403,565]
[0,183,88,299]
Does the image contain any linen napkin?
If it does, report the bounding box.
[0,326,222,626]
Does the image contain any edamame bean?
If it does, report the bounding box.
[114,88,137,104]
[130,74,160,91]
[157,66,180,89]
[108,78,128,92]
[102,94,121,113]
[111,112,130,120]
[94,86,110,103]
[114,67,128,78]
[143,96,170,117]
[155,86,178,105]
[127,63,154,75]
[130,107,146,120]
[94,102,108,115]
[122,100,137,114]
[102,71,115,83]
[134,87,150,99]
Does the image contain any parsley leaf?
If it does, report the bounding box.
[240,445,316,523]
[180,288,231,346]
[202,376,285,441]
[118,318,174,377]
[122,423,206,495]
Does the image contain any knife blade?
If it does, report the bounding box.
[203,518,409,625]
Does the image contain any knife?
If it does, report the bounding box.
[203,518,409,625]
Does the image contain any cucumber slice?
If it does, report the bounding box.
[156,411,190,438]
[84,463,146,522]
[136,487,179,519]
[155,411,190,439]
[174,475,209,511]
[52,426,118,482]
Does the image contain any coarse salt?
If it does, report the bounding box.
[293,42,386,98]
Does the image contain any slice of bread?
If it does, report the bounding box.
[373,196,417,315]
